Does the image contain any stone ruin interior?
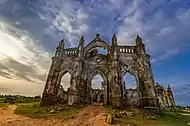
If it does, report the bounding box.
[41,34,175,109]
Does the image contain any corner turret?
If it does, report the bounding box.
[111,34,118,59]
[112,34,117,45]
[78,36,84,57]
[55,39,64,56]
[135,35,146,54]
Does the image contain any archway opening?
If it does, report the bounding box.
[87,47,111,58]
[96,47,108,55]
[58,72,71,104]
[91,74,104,105]
[122,72,139,107]
[123,72,137,89]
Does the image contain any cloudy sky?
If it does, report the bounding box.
[0,0,190,106]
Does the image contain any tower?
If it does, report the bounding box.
[55,39,64,56]
[135,34,159,109]
[166,85,175,107]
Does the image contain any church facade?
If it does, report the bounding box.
[40,34,175,109]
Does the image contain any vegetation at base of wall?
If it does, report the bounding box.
[105,106,190,126]
[15,102,84,118]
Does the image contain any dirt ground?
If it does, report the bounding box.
[0,105,118,126]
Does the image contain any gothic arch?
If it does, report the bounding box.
[56,68,73,88]
[89,69,107,83]
[87,68,108,105]
[41,34,160,109]
[84,35,112,55]
[120,64,140,92]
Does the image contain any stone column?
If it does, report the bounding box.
[102,82,107,105]
[166,85,175,107]
[110,62,122,107]
[68,60,80,105]
[40,57,62,106]
[68,55,86,105]
[110,34,122,107]
[137,54,159,109]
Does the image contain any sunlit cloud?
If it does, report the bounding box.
[0,0,189,105]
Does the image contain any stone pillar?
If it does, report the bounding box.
[110,63,122,107]
[110,34,122,107]
[102,82,107,105]
[97,93,101,103]
[68,76,78,105]
[166,85,175,107]
[40,57,62,106]
[68,61,79,105]
[135,35,159,109]
[68,52,84,105]
[137,54,159,109]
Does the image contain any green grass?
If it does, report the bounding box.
[0,98,9,108]
[0,97,41,108]
[15,102,83,118]
[105,107,190,126]
[115,113,189,126]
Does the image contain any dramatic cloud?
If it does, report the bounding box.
[0,0,190,105]
[0,21,51,83]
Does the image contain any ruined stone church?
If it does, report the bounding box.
[41,34,175,109]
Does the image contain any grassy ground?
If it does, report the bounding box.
[0,98,9,108]
[114,113,190,126]
[105,106,190,126]
[15,102,84,118]
[1,99,190,125]
[0,97,41,108]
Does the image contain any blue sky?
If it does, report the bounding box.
[0,0,190,106]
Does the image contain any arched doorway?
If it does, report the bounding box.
[91,74,104,105]
[122,72,140,107]
[87,69,108,105]
[57,70,72,104]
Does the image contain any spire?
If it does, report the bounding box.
[95,33,101,40]
[79,36,84,45]
[78,36,84,57]
[55,39,64,56]
[96,33,100,37]
[112,34,117,44]
[59,39,64,47]
[135,34,143,45]
[168,85,171,90]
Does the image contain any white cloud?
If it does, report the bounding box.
[151,48,179,63]
[0,0,7,4]
[176,8,190,21]
[40,0,90,47]
[0,76,43,96]
[0,20,52,95]
[156,27,175,36]
[116,0,190,62]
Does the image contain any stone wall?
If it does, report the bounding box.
[41,34,161,109]
[155,83,176,108]
[123,89,140,107]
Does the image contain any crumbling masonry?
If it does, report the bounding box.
[41,34,175,109]
[155,83,175,108]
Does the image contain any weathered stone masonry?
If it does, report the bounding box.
[41,34,174,109]
[155,83,176,108]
